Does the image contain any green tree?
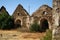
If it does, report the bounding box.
[0,12,14,30]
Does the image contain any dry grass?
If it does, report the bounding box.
[0,30,46,40]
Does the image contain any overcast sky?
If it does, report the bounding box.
[0,0,52,15]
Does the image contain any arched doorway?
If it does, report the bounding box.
[15,19,21,28]
[40,19,49,32]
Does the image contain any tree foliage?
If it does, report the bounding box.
[0,12,14,30]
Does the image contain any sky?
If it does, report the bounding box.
[0,0,52,15]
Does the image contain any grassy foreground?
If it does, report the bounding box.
[41,30,52,40]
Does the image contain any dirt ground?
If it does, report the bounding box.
[0,30,46,40]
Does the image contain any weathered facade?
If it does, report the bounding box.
[12,0,60,37]
[52,0,60,40]
[13,4,53,31]
[0,0,60,39]
[0,6,9,15]
[13,4,30,29]
[32,5,52,29]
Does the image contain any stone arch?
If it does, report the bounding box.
[43,11,47,15]
[40,18,49,32]
[15,19,22,28]
[56,8,60,13]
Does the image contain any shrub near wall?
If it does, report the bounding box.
[29,22,41,32]
[41,30,52,40]
[0,12,14,30]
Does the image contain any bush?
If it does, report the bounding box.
[0,12,14,30]
[1,16,14,30]
[41,30,52,40]
[29,22,41,32]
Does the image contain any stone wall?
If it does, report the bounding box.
[32,5,52,29]
[52,27,60,40]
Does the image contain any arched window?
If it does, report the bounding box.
[56,8,60,13]
[18,13,19,15]
[43,11,47,15]
[17,12,21,16]
[16,19,21,27]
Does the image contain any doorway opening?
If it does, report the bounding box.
[15,19,21,28]
[40,19,49,32]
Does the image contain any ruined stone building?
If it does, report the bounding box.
[12,0,60,31]
[0,0,60,40]
[0,6,9,15]
[12,4,30,29]
[0,0,60,32]
[12,4,52,30]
